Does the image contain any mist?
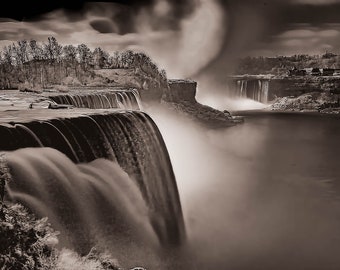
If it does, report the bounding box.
[148,106,340,269]
[195,82,269,111]
[198,96,269,111]
[124,0,226,79]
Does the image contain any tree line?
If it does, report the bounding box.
[0,36,167,89]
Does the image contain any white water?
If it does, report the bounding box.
[196,92,269,111]
[5,147,164,268]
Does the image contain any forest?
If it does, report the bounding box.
[0,37,167,90]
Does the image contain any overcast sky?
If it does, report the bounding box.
[1,0,340,78]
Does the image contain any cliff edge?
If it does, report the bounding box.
[162,79,240,128]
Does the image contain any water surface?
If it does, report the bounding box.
[151,109,340,270]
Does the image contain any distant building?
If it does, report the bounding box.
[334,69,340,76]
[311,68,321,76]
[288,67,340,77]
[322,68,335,76]
[288,67,306,76]
[304,68,313,75]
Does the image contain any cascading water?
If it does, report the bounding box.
[49,89,142,110]
[262,80,269,103]
[233,79,270,103]
[0,110,185,266]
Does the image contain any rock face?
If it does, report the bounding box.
[164,79,197,103]
[162,79,239,128]
[269,76,340,99]
[267,76,340,113]
[270,92,340,113]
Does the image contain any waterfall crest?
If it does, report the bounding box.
[49,89,142,110]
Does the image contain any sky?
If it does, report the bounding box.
[1,0,340,79]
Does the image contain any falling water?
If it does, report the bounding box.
[0,110,185,266]
[3,148,157,249]
[262,80,269,103]
[233,79,270,103]
[49,89,142,110]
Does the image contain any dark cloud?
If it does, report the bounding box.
[0,0,197,25]
[110,4,136,34]
[0,0,85,21]
[90,19,116,34]
[281,3,340,24]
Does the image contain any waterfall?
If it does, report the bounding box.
[0,111,185,254]
[257,80,262,102]
[234,79,270,103]
[49,89,142,110]
[236,80,247,98]
[262,80,269,103]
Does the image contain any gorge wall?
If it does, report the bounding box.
[269,77,340,98]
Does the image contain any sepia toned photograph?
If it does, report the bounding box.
[1,0,340,269]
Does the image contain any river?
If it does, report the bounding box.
[150,108,340,269]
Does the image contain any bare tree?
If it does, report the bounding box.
[43,37,63,83]
[110,51,120,68]
[77,44,93,71]
[63,45,77,77]
[43,37,62,61]
[15,40,29,65]
[2,45,14,67]
[120,50,134,68]
[93,47,109,69]
[29,40,43,61]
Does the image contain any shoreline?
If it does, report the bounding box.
[233,108,340,117]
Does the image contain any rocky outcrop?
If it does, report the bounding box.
[270,92,340,113]
[162,100,240,128]
[269,76,340,100]
[162,79,240,128]
[164,79,197,103]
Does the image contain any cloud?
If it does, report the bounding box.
[248,24,340,56]
[0,0,226,78]
[277,27,339,40]
[141,0,226,77]
[279,29,317,38]
[319,29,339,37]
[89,19,117,34]
[153,0,172,17]
[293,0,340,4]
